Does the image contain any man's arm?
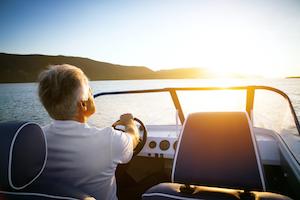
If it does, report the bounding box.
[118,113,140,148]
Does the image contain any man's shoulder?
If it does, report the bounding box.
[43,121,114,138]
[93,126,132,144]
[86,125,113,135]
[82,125,120,140]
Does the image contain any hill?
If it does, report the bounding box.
[0,53,212,83]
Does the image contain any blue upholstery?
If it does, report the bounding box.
[0,121,92,200]
[0,121,46,190]
[172,112,265,191]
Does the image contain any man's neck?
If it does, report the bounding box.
[73,115,88,123]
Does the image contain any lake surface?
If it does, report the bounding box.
[0,78,300,126]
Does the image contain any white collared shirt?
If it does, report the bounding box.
[42,120,133,200]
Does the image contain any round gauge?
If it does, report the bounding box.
[159,140,170,151]
[149,141,157,149]
[173,140,178,150]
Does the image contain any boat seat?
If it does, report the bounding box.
[143,183,292,200]
[142,112,292,200]
[0,121,93,200]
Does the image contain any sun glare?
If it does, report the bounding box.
[192,26,288,78]
[178,90,246,116]
[143,18,290,78]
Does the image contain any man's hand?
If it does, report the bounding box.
[118,113,134,126]
[117,113,140,149]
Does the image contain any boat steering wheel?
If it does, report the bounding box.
[112,117,147,157]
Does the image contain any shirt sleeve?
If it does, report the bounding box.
[111,128,133,164]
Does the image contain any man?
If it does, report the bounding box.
[38,64,139,200]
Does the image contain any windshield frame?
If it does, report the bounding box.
[93,85,300,135]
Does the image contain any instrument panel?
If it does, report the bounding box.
[138,125,181,159]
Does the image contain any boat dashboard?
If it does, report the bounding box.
[138,125,180,159]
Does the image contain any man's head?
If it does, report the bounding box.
[38,64,95,122]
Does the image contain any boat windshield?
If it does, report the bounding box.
[253,89,300,166]
[89,86,300,164]
[89,91,178,128]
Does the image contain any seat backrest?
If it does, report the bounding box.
[172,112,266,191]
[0,121,47,191]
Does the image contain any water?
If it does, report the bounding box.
[0,78,300,126]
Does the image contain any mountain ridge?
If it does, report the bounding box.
[0,53,215,83]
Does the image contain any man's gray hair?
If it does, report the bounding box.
[38,64,89,120]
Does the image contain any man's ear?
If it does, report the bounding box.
[79,100,87,111]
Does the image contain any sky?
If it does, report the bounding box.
[1,0,300,77]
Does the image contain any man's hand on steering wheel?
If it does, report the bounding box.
[112,114,147,157]
[114,113,140,149]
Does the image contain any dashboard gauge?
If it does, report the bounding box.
[173,140,178,150]
[149,141,157,149]
[159,140,170,151]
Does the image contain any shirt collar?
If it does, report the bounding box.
[52,120,90,128]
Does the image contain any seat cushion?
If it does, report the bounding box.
[142,183,293,200]
[143,183,241,200]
